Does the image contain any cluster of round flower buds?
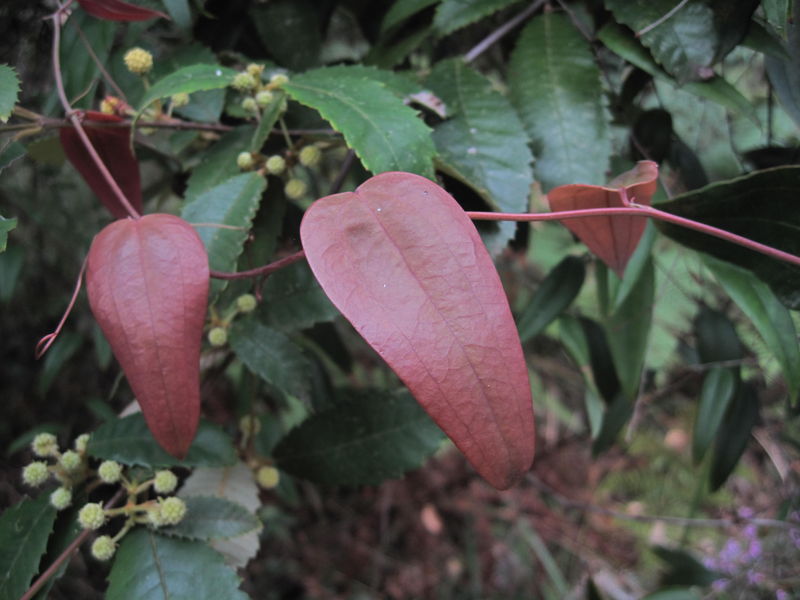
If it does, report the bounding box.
[206,293,258,348]
[231,64,289,115]
[22,432,92,511]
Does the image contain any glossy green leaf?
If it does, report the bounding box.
[605,0,758,83]
[766,4,800,128]
[381,0,439,33]
[606,258,655,400]
[228,319,312,401]
[87,413,237,468]
[597,23,757,119]
[694,306,744,364]
[653,546,720,587]
[57,12,114,110]
[258,261,339,331]
[283,66,435,177]
[273,389,445,485]
[434,0,522,35]
[107,529,248,600]
[0,244,23,299]
[161,496,260,541]
[581,317,622,404]
[182,172,266,295]
[655,166,800,309]
[250,91,285,152]
[161,0,192,30]
[0,494,57,600]
[251,0,321,71]
[428,58,533,250]
[0,216,16,253]
[742,20,790,60]
[592,393,633,456]
[692,367,736,464]
[509,13,611,191]
[184,125,253,203]
[139,64,237,111]
[705,256,800,402]
[0,65,19,122]
[710,382,759,490]
[518,255,585,342]
[175,89,225,123]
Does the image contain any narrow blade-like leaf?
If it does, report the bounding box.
[59,111,142,218]
[300,172,534,489]
[85,214,209,457]
[76,0,168,21]
[692,367,737,464]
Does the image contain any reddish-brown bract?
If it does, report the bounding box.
[60,111,143,219]
[76,0,168,21]
[85,214,209,458]
[300,172,535,489]
[547,161,659,277]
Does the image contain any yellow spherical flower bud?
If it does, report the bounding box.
[74,433,90,453]
[59,450,81,472]
[159,497,187,525]
[32,432,58,457]
[298,145,322,168]
[255,90,274,108]
[236,293,257,313]
[208,327,228,347]
[50,487,72,510]
[153,470,178,494]
[78,502,106,530]
[246,63,264,78]
[91,535,116,561]
[237,151,254,170]
[265,155,286,175]
[256,465,280,489]
[98,460,123,484]
[241,97,258,113]
[232,72,257,92]
[239,415,261,436]
[22,461,50,487]
[269,73,289,88]
[123,47,153,76]
[171,92,190,108]
[100,98,115,115]
[284,178,307,200]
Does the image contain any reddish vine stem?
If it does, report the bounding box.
[209,250,306,280]
[35,258,87,358]
[51,3,140,219]
[20,488,126,600]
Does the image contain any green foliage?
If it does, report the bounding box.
[106,529,249,600]
[434,0,522,35]
[138,64,238,111]
[161,496,261,541]
[283,66,436,177]
[257,262,339,331]
[273,389,445,485]
[0,215,16,253]
[508,12,611,190]
[693,367,737,463]
[0,493,57,600]
[0,65,19,123]
[87,414,237,468]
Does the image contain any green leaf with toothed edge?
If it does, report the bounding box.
[283,65,435,178]
[106,529,249,600]
[434,0,523,35]
[139,64,238,112]
[0,65,20,122]
[160,496,260,541]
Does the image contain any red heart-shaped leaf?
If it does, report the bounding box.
[300,172,535,489]
[547,161,659,277]
[60,111,143,219]
[86,214,209,458]
[76,0,168,21]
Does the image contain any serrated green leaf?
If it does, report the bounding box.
[0,65,20,123]
[0,216,17,253]
[705,256,800,403]
[381,0,439,33]
[655,166,800,309]
[518,255,585,343]
[428,58,533,250]
[605,0,757,83]
[184,126,253,203]
[107,529,248,600]
[710,381,759,490]
[434,0,522,34]
[250,91,285,153]
[0,141,25,175]
[161,496,260,541]
[692,367,737,464]
[177,463,261,567]
[508,13,611,191]
[161,0,192,30]
[598,23,757,120]
[0,494,57,600]
[182,172,266,296]
[139,64,238,111]
[258,261,339,331]
[274,389,444,485]
[229,319,312,401]
[87,413,237,468]
[283,65,435,177]
[606,258,655,400]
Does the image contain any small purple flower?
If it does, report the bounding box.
[776,590,788,600]
[719,539,743,571]
[738,506,755,519]
[711,579,729,593]
[746,570,764,585]
[747,539,762,560]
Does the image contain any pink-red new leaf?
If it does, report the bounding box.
[547,161,659,277]
[85,214,209,458]
[76,0,168,21]
[300,172,535,489]
[60,111,143,219]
